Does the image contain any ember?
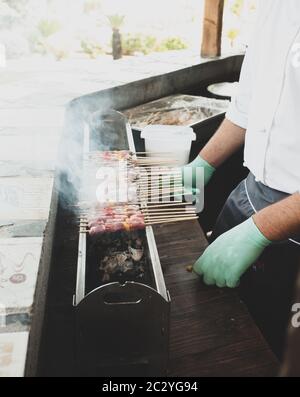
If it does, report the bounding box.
[87,231,147,285]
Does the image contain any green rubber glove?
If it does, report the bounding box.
[183,155,216,189]
[193,217,272,288]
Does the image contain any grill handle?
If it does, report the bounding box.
[104,293,142,306]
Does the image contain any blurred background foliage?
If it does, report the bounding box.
[0,0,258,60]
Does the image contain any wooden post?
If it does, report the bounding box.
[201,0,224,58]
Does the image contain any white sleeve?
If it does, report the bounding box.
[226,46,254,129]
[226,0,266,129]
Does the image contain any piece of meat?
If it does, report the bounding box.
[89,224,106,235]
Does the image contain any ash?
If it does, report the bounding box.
[89,231,146,284]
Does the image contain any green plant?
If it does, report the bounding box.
[27,30,46,54]
[81,39,103,58]
[122,34,143,55]
[122,34,158,55]
[83,0,102,14]
[158,37,188,51]
[122,34,188,56]
[230,0,244,17]
[107,14,125,30]
[227,28,239,47]
[37,19,61,38]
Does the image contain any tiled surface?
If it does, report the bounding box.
[0,50,215,376]
[0,332,29,377]
[0,238,43,316]
[0,177,54,220]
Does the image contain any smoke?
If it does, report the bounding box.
[56,104,204,215]
[56,104,130,213]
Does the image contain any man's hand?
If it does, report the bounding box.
[181,119,246,192]
[182,155,216,189]
[193,217,271,288]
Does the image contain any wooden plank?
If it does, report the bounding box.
[201,0,224,57]
[153,220,279,376]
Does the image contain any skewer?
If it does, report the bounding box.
[138,164,178,168]
[76,201,193,210]
[138,186,190,192]
[142,208,196,214]
[145,201,193,207]
[137,166,180,170]
[139,194,191,201]
[136,158,177,162]
[138,184,184,190]
[146,217,199,226]
[137,178,183,185]
[79,206,196,215]
[85,154,178,165]
[135,152,173,154]
[138,172,182,177]
[138,190,190,196]
[143,214,198,220]
[136,156,176,160]
[138,176,182,181]
[79,216,199,234]
[136,158,178,163]
[77,202,193,216]
[78,211,196,224]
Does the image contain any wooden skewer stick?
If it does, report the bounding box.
[142,208,196,213]
[139,194,191,201]
[146,218,198,224]
[136,160,177,164]
[136,164,180,168]
[138,184,183,190]
[138,176,183,181]
[135,151,173,154]
[138,178,183,184]
[145,213,198,220]
[79,215,198,233]
[138,185,189,192]
[136,157,178,161]
[78,210,196,223]
[79,213,198,224]
[137,164,179,168]
[145,201,193,207]
[136,156,177,160]
[138,173,182,178]
[139,194,193,201]
[139,197,187,203]
[76,201,193,212]
[139,188,186,194]
[136,160,179,164]
[137,166,181,170]
[146,217,198,226]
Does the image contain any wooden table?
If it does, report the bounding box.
[153,220,279,377]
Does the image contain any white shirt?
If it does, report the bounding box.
[226,0,300,194]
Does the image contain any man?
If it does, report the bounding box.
[184,0,300,355]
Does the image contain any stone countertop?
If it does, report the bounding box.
[0,51,240,377]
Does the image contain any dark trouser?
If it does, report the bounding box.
[211,173,300,359]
